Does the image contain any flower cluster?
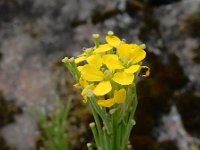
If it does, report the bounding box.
[63,31,149,150]
[63,31,149,108]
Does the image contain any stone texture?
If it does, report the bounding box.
[0,0,200,149]
[1,114,38,150]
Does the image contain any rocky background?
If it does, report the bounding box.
[0,0,200,150]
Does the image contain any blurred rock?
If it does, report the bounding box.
[1,114,38,150]
[157,106,195,150]
[0,136,12,150]
[0,0,200,149]
[175,92,200,136]
[154,0,200,90]
[142,0,181,6]
[0,92,21,128]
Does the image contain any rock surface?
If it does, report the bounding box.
[0,0,200,149]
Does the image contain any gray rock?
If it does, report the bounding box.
[1,114,38,150]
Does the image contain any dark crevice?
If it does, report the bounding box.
[0,52,2,61]
[0,0,34,23]
[0,91,22,127]
[91,9,121,24]
[0,136,13,150]
[70,8,121,28]
[132,52,189,149]
[142,0,181,6]
[0,91,21,150]
[70,20,87,28]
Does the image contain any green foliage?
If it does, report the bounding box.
[32,99,71,150]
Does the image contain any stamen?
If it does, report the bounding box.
[104,70,111,79]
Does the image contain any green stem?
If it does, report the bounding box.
[120,119,135,150]
[88,98,103,150]
[93,34,100,48]
[128,86,138,122]
[89,97,112,134]
[116,123,122,150]
[102,127,109,150]
[89,122,100,148]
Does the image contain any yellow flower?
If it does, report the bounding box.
[64,31,149,108]
[117,43,146,65]
[74,32,148,103]
[78,54,111,96]
[97,88,126,107]
[100,43,146,85]
[80,64,112,96]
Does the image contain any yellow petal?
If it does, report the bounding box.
[94,44,113,53]
[81,64,104,81]
[141,66,150,77]
[73,83,80,88]
[81,84,95,103]
[117,44,133,60]
[75,56,86,64]
[86,54,102,68]
[112,71,134,85]
[77,66,84,72]
[106,35,121,47]
[124,65,140,73]
[130,44,146,64]
[74,77,88,89]
[81,84,94,97]
[113,88,126,104]
[97,98,115,108]
[79,76,88,87]
[103,54,124,71]
[93,81,112,96]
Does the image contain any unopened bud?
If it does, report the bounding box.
[62,57,69,63]
[108,31,114,36]
[127,144,132,149]
[121,39,126,44]
[89,122,95,128]
[69,57,74,62]
[87,143,92,148]
[109,108,117,114]
[140,44,146,49]
[130,119,136,126]
[86,89,93,97]
[93,34,99,38]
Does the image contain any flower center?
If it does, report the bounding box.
[85,48,93,56]
[104,70,111,80]
[122,57,132,68]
